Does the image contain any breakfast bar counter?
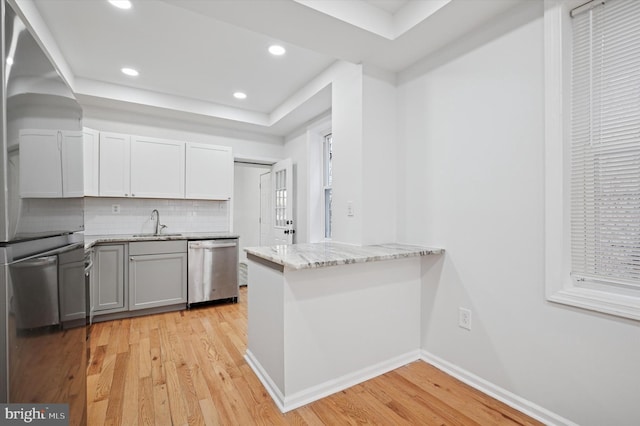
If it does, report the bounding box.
[245,242,443,270]
[244,242,444,412]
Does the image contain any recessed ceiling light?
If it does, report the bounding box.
[233,92,247,100]
[108,0,132,9]
[268,45,286,56]
[121,67,139,77]
[6,57,13,65]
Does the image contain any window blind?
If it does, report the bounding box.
[570,0,640,289]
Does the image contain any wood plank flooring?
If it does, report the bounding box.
[87,287,543,425]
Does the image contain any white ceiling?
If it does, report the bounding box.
[28,0,525,137]
[367,0,410,14]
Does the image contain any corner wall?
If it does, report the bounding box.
[330,63,363,245]
[362,73,397,245]
[398,6,640,426]
[329,63,398,246]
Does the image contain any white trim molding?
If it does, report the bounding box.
[543,0,640,321]
[247,345,575,423]
[421,351,578,426]
[245,349,420,413]
[244,350,287,413]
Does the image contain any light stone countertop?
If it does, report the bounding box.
[84,232,239,249]
[244,242,444,270]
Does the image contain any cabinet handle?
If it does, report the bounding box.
[130,257,134,261]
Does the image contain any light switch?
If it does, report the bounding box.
[347,201,354,217]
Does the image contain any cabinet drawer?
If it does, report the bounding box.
[129,240,187,255]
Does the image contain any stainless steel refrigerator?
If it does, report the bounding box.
[1,1,87,424]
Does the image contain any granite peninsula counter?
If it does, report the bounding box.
[245,242,443,270]
[244,241,444,412]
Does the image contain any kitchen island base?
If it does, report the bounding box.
[245,247,440,412]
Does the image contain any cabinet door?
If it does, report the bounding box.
[94,244,127,312]
[88,248,96,324]
[129,252,187,310]
[185,142,232,200]
[83,128,100,196]
[59,260,86,323]
[19,129,63,197]
[130,136,185,199]
[61,130,84,197]
[99,132,131,197]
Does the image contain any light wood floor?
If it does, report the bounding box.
[87,287,542,425]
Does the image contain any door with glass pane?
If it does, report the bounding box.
[272,159,294,245]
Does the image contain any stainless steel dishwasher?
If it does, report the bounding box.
[188,239,239,306]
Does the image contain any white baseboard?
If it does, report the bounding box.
[244,350,286,412]
[246,347,574,424]
[245,349,421,413]
[420,350,577,426]
[281,350,421,412]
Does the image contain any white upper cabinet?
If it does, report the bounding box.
[130,136,185,199]
[93,130,233,200]
[185,143,232,200]
[61,131,84,197]
[83,128,100,196]
[19,129,83,198]
[19,129,61,197]
[99,132,131,197]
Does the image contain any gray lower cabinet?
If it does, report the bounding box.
[93,244,127,314]
[90,240,188,320]
[128,241,187,311]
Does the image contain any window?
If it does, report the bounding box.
[323,133,333,239]
[545,0,640,321]
[570,0,640,289]
[275,168,287,228]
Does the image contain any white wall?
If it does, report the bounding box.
[398,5,640,426]
[233,162,270,262]
[331,63,363,245]
[362,72,397,245]
[327,63,399,246]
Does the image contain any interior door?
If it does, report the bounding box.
[271,159,294,245]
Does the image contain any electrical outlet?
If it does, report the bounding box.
[459,307,472,331]
[112,204,121,214]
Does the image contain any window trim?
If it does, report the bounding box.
[544,0,640,321]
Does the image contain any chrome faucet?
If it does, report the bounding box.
[151,209,166,235]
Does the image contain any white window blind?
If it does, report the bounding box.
[570,0,640,289]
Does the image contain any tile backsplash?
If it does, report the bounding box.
[84,197,229,235]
